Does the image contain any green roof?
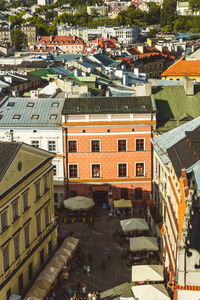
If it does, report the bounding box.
[62,96,155,115]
[153,85,200,133]
[29,68,58,78]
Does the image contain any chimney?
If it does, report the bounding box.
[136,83,152,96]
[137,45,144,53]
[181,76,194,96]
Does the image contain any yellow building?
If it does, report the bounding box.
[0,142,57,300]
[161,57,200,81]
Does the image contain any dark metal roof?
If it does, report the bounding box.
[0,142,22,181]
[167,128,200,178]
[62,96,155,115]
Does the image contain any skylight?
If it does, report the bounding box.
[49,114,57,120]
[31,115,39,120]
[0,115,3,120]
[7,102,15,107]
[13,114,21,119]
[27,102,35,107]
[51,102,59,107]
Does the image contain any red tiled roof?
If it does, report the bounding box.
[162,58,200,76]
[37,36,85,45]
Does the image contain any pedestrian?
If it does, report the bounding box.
[100,260,105,271]
[83,265,87,275]
[82,285,87,298]
[88,291,92,300]
[92,292,97,300]
[96,291,100,300]
[86,265,90,276]
[68,287,72,298]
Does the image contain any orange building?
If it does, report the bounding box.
[62,96,157,205]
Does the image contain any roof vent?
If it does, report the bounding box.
[181,76,194,96]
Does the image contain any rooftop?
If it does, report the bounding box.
[0,142,21,181]
[62,96,156,115]
[162,58,200,76]
[0,97,65,127]
[153,85,200,132]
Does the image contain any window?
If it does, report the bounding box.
[1,211,7,231]
[92,164,100,178]
[12,200,18,221]
[23,191,29,211]
[51,102,59,107]
[40,249,44,266]
[118,163,127,177]
[54,193,58,203]
[28,262,33,281]
[118,140,126,152]
[13,114,21,119]
[48,240,53,257]
[27,102,34,107]
[91,140,100,152]
[43,175,48,193]
[53,165,57,176]
[31,114,39,120]
[35,181,40,200]
[36,213,41,235]
[3,245,9,271]
[69,164,78,178]
[7,289,11,300]
[14,234,20,259]
[68,140,77,153]
[18,274,23,293]
[24,225,29,248]
[7,102,15,107]
[44,206,49,227]
[48,141,56,152]
[136,139,144,151]
[31,140,39,148]
[49,114,57,120]
[136,163,144,177]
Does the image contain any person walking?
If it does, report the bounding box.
[100,260,105,271]
[92,292,97,300]
[88,291,92,300]
[86,265,90,276]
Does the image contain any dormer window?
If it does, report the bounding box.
[13,114,21,119]
[31,115,39,120]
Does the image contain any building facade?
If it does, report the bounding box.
[62,96,156,205]
[152,117,200,300]
[21,24,37,46]
[0,96,65,208]
[0,142,57,299]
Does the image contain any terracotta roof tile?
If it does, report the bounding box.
[162,58,200,76]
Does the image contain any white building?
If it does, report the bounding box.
[37,0,53,5]
[88,26,139,45]
[57,24,88,42]
[0,96,65,207]
[177,1,200,16]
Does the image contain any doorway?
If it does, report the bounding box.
[93,191,108,206]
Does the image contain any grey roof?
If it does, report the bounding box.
[0,97,65,127]
[62,96,155,115]
[152,116,200,167]
[0,142,22,181]
[93,53,119,67]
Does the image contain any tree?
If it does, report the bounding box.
[11,29,27,51]
[160,0,177,28]
[189,0,200,12]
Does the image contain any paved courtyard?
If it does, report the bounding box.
[55,207,131,299]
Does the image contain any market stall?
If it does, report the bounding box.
[24,237,79,300]
[131,284,170,300]
[131,265,164,282]
[120,218,149,233]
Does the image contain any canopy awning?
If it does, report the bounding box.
[120,218,149,232]
[131,284,170,300]
[100,282,135,300]
[131,265,164,282]
[114,199,132,208]
[130,236,159,252]
[25,237,79,300]
[63,196,95,210]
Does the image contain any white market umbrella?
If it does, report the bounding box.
[132,284,170,300]
[120,218,149,232]
[114,199,132,208]
[131,265,164,282]
[63,196,95,210]
[130,236,159,252]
